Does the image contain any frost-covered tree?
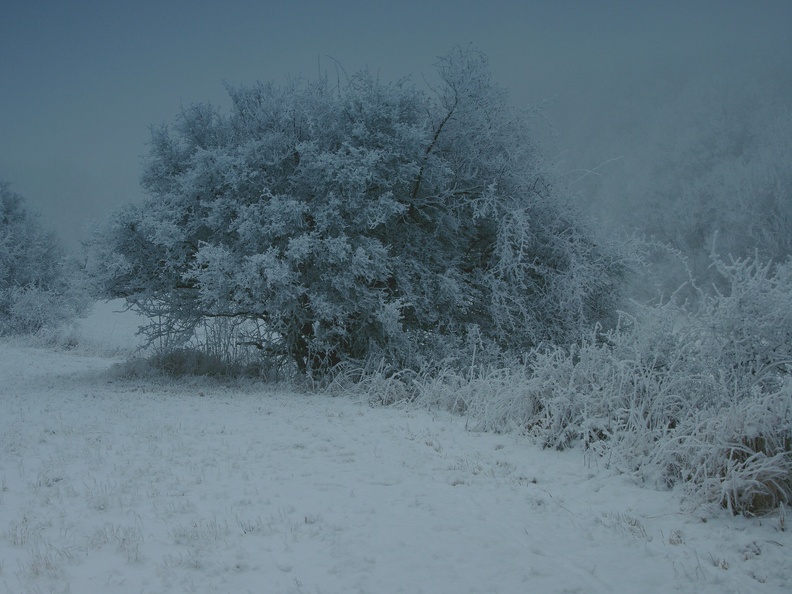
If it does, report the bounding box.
[0,183,89,335]
[93,48,623,374]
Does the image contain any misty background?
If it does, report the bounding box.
[2,0,791,252]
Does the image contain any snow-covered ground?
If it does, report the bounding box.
[1,304,789,593]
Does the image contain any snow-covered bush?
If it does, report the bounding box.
[391,254,791,515]
[662,389,792,515]
[561,256,792,515]
[92,48,624,375]
[0,183,90,336]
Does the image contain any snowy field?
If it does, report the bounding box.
[1,303,790,593]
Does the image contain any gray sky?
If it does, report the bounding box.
[2,0,790,250]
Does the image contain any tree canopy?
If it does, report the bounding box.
[93,48,623,374]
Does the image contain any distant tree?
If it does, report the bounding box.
[566,57,792,294]
[92,48,624,374]
[0,183,89,334]
[638,89,792,290]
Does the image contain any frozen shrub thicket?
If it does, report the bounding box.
[382,255,791,515]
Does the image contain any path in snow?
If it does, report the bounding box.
[0,341,789,593]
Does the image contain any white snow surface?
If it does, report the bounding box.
[1,303,790,593]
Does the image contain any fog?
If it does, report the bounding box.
[4,7,792,576]
[1,0,790,251]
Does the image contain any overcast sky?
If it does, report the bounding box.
[2,0,790,250]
